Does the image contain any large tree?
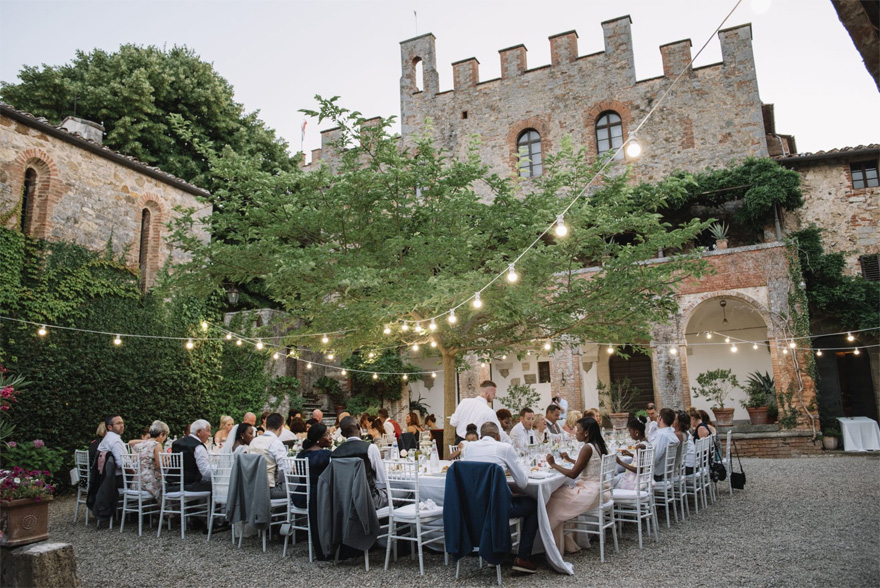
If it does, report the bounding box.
[1,44,296,189]
[169,97,711,444]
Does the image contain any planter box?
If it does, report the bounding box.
[822,436,839,450]
[0,497,52,547]
[712,407,736,427]
[746,406,770,425]
[609,412,630,430]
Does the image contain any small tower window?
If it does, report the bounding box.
[413,58,424,93]
[20,168,37,234]
[596,111,624,160]
[517,129,542,178]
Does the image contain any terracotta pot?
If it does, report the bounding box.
[712,407,735,427]
[822,436,839,450]
[609,412,630,430]
[0,497,52,547]
[746,406,769,425]
[715,239,728,250]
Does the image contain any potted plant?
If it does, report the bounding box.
[742,371,774,425]
[314,375,345,415]
[694,369,740,426]
[821,426,841,450]
[499,383,541,416]
[709,221,729,250]
[598,378,639,429]
[0,466,55,546]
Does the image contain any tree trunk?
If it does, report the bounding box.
[442,350,458,448]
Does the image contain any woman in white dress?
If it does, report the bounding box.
[545,416,609,554]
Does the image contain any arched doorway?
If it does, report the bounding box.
[814,334,877,421]
[609,346,655,408]
[684,296,773,420]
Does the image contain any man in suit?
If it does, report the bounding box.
[333,416,388,508]
[171,419,213,493]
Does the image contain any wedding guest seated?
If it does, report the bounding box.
[133,420,168,500]
[533,413,547,444]
[546,417,608,554]
[615,419,651,488]
[171,419,213,493]
[305,418,319,428]
[496,409,513,434]
[405,411,424,435]
[462,422,539,574]
[331,412,351,442]
[225,422,254,456]
[249,413,290,498]
[242,412,257,427]
[563,410,582,435]
[367,417,385,442]
[88,421,107,469]
[334,416,388,508]
[294,423,333,560]
[424,414,437,429]
[214,415,234,448]
[675,411,695,475]
[311,409,324,423]
[645,402,659,442]
[510,407,538,448]
[359,413,373,435]
[97,414,127,488]
[289,417,308,438]
[448,423,479,459]
[652,408,680,481]
[257,411,271,435]
[545,404,563,436]
[288,408,303,425]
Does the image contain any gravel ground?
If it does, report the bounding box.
[45,455,880,588]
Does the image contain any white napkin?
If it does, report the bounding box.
[418,499,438,511]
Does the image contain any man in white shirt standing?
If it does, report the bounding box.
[552,394,568,421]
[509,407,537,448]
[450,380,503,443]
[645,402,659,443]
[652,408,680,481]
[249,413,290,498]
[96,414,126,487]
[462,422,539,574]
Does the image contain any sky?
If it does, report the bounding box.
[1,0,878,161]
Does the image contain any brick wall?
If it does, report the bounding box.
[724,431,824,458]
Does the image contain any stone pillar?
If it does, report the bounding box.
[0,543,81,588]
[452,57,480,91]
[659,38,692,78]
[499,44,527,78]
[549,31,578,66]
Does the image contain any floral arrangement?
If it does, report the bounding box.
[1,439,65,475]
[286,438,305,457]
[331,437,346,450]
[0,467,55,502]
[0,367,27,443]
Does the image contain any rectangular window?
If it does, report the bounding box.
[851,161,879,189]
[538,361,551,384]
[860,253,879,282]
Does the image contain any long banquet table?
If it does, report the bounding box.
[410,460,576,575]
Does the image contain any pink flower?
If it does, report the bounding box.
[33,439,44,448]
[0,405,9,411]
[6,441,16,448]
[0,386,13,398]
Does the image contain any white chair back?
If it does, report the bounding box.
[283,457,310,510]
[158,452,184,492]
[448,444,460,459]
[635,446,655,489]
[74,449,90,488]
[598,453,617,503]
[385,459,420,513]
[660,442,677,481]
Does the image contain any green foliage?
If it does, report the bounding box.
[340,351,421,409]
[790,226,880,332]
[0,228,273,488]
[409,394,431,417]
[742,371,774,409]
[0,44,296,189]
[312,375,344,405]
[0,440,65,476]
[500,384,541,415]
[708,222,729,241]
[268,376,304,412]
[694,369,740,409]
[597,378,640,414]
[778,387,800,429]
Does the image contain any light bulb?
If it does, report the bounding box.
[383,326,391,335]
[526,350,531,356]
[321,334,329,344]
[186,339,194,350]
[113,335,122,346]
[37,325,47,336]
[448,309,457,324]
[753,343,759,350]
[554,214,568,237]
[847,332,854,342]
[341,369,347,376]
[625,140,642,158]
[401,323,410,332]
[816,350,822,357]
[236,339,243,346]
[854,348,861,355]
[415,322,423,333]
[256,339,264,350]
[431,372,437,378]
[272,352,279,360]
[669,346,677,355]
[473,292,482,309]
[501,354,507,360]
[731,344,738,353]
[306,362,312,369]
[429,320,437,331]
[725,337,731,343]
[789,340,796,349]
[412,343,419,351]
[368,351,375,358]
[200,321,208,331]
[507,263,518,283]
[225,332,233,340]
[607,345,614,354]
[782,348,788,355]
[430,340,437,348]
[403,374,408,381]
[480,362,486,368]
[706,332,712,340]
[543,341,552,351]
[326,352,335,360]
[372,373,378,380]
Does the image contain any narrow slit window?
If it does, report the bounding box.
[20,168,37,234]
[138,208,151,290]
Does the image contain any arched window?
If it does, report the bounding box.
[413,58,424,93]
[20,168,37,234]
[138,208,151,291]
[517,129,542,177]
[596,111,624,160]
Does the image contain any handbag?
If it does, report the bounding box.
[730,439,746,490]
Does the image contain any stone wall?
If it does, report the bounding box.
[398,19,768,197]
[0,111,210,289]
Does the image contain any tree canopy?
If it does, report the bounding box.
[0,44,296,189]
[169,97,712,443]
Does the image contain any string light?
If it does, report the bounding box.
[669,346,677,355]
[706,332,712,340]
[430,340,437,348]
[225,332,233,340]
[854,348,861,355]
[431,372,437,378]
[37,325,47,337]
[554,214,568,237]
[306,362,312,369]
[731,343,738,353]
[480,361,486,367]
[625,139,642,158]
[236,339,243,346]
[501,354,507,360]
[200,321,208,331]
[753,343,759,350]
[341,369,347,376]
[816,349,822,357]
[543,340,552,351]
[272,352,279,360]
[326,352,335,360]
[782,348,788,355]
[429,320,437,331]
[321,334,329,344]
[847,332,854,342]
[448,309,457,324]
[473,292,482,309]
[415,322,423,334]
[186,339,194,350]
[788,340,796,349]
[607,345,614,354]
[372,373,378,380]
[412,343,419,352]
[256,339,264,350]
[507,263,518,283]
[113,335,122,346]
[401,323,409,332]
[383,326,391,335]
[368,351,375,358]
[725,336,731,343]
[403,373,408,381]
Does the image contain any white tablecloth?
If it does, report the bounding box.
[837,417,880,452]
[412,461,575,575]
